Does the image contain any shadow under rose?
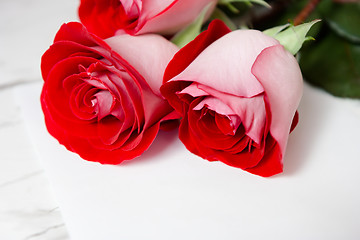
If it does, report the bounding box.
[119,128,179,166]
[281,83,334,176]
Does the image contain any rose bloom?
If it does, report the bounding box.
[41,22,179,164]
[161,20,303,177]
[78,0,217,38]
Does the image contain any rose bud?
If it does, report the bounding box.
[78,0,217,38]
[161,20,303,177]
[41,22,179,164]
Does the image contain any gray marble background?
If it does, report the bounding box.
[0,0,78,239]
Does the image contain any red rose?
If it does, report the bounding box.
[78,0,217,38]
[161,20,303,177]
[41,22,179,164]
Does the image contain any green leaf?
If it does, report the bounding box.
[300,31,360,98]
[210,8,237,30]
[264,20,320,55]
[171,3,213,48]
[318,0,360,43]
[218,0,271,8]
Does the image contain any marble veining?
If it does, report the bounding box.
[0,79,42,91]
[0,0,76,238]
[23,223,66,240]
[0,170,44,189]
[0,100,70,239]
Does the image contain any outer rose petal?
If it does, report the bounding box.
[136,0,217,35]
[79,0,121,38]
[170,30,279,98]
[63,122,161,164]
[245,136,283,177]
[252,45,303,156]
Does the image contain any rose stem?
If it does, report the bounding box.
[294,0,322,25]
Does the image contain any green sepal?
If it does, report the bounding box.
[263,20,321,55]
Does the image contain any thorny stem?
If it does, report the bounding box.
[293,0,322,25]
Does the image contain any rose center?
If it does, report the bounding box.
[66,62,125,122]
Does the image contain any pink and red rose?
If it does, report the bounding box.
[41,22,179,164]
[78,0,217,38]
[161,20,303,177]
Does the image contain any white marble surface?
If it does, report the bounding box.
[0,0,78,239]
[2,0,360,239]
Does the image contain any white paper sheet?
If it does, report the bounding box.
[16,82,360,240]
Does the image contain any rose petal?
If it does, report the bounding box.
[94,90,114,120]
[69,82,97,120]
[193,96,233,115]
[120,0,141,18]
[79,0,124,38]
[179,83,208,97]
[245,136,283,177]
[251,44,303,155]
[188,84,267,144]
[137,0,216,35]
[41,40,99,82]
[105,33,178,95]
[46,56,97,122]
[54,22,97,46]
[189,107,244,150]
[181,110,266,169]
[62,123,160,164]
[170,30,279,98]
[215,113,240,136]
[97,115,123,145]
